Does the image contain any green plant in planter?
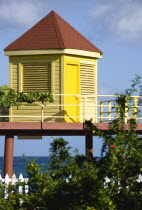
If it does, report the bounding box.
[0,85,54,108]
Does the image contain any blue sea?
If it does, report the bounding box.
[0,156,101,178]
[0,156,50,178]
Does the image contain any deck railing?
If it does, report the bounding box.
[97,95,142,123]
[0,94,142,123]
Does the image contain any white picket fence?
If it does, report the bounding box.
[104,174,142,184]
[104,174,142,191]
[1,173,142,199]
[0,173,29,199]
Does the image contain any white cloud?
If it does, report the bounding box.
[115,7,142,41]
[0,0,41,28]
[92,4,112,19]
[1,0,142,43]
[91,0,142,43]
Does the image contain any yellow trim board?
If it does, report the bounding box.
[5,49,102,59]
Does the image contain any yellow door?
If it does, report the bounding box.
[64,60,80,122]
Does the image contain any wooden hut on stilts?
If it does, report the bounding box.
[2,10,103,177]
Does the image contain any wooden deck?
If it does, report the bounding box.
[1,122,142,178]
[0,122,142,136]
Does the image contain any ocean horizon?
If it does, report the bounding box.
[0,156,101,178]
[0,156,51,177]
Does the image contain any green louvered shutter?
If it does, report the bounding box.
[23,63,51,92]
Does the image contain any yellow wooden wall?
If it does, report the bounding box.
[10,55,62,122]
[9,53,98,122]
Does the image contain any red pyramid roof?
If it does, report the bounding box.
[4,10,103,54]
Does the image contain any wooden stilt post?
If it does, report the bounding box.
[85,132,93,160]
[4,135,14,178]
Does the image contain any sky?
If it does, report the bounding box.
[0,0,142,157]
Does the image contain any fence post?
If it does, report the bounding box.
[83,97,87,122]
[41,105,44,122]
[125,100,128,124]
[100,102,103,123]
[108,101,111,121]
[95,97,98,123]
[4,174,10,199]
[11,174,17,194]
[0,174,2,183]
[25,178,29,194]
[12,174,17,185]
[19,174,24,194]
[134,97,138,121]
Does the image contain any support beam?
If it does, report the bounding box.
[4,135,14,178]
[85,132,93,160]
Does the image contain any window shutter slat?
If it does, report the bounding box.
[80,64,96,95]
[23,63,51,92]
